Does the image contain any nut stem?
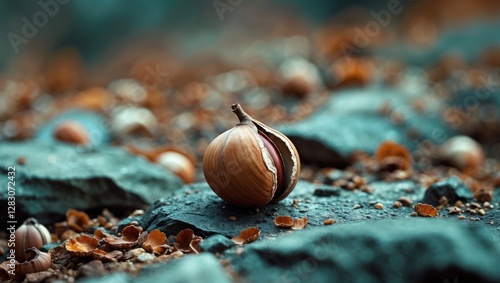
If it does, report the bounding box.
[231,103,253,125]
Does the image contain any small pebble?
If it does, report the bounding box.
[228,216,236,221]
[360,185,373,194]
[136,253,155,263]
[470,202,481,209]
[409,212,418,217]
[353,204,361,209]
[374,203,384,210]
[478,209,485,216]
[458,215,466,220]
[393,201,402,208]
[397,197,412,207]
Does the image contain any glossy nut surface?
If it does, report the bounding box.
[203,103,300,207]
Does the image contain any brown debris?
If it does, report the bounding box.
[324,219,335,225]
[291,218,308,230]
[142,230,167,254]
[15,248,52,275]
[274,216,294,228]
[66,209,91,233]
[91,249,123,262]
[65,234,99,257]
[414,203,439,217]
[174,229,202,254]
[474,187,493,202]
[273,216,308,230]
[375,141,413,172]
[232,227,261,245]
[103,225,142,249]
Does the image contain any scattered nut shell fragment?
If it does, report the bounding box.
[15,248,51,275]
[324,219,335,225]
[94,229,112,240]
[174,229,203,254]
[91,249,123,262]
[103,225,142,249]
[414,203,439,217]
[0,261,13,281]
[274,216,308,230]
[292,218,308,230]
[66,209,91,233]
[142,230,167,253]
[274,216,294,228]
[374,203,384,210]
[232,227,261,245]
[65,234,99,257]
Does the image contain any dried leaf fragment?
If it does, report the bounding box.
[142,230,167,253]
[274,216,294,228]
[65,234,99,257]
[66,209,91,232]
[414,203,438,217]
[232,227,260,245]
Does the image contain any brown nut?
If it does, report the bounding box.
[155,149,196,184]
[54,121,90,145]
[15,218,52,262]
[439,136,484,174]
[203,103,300,207]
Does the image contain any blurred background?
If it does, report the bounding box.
[1,0,500,181]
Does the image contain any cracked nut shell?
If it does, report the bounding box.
[203,103,300,207]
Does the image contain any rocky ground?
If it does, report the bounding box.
[1,2,500,282]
